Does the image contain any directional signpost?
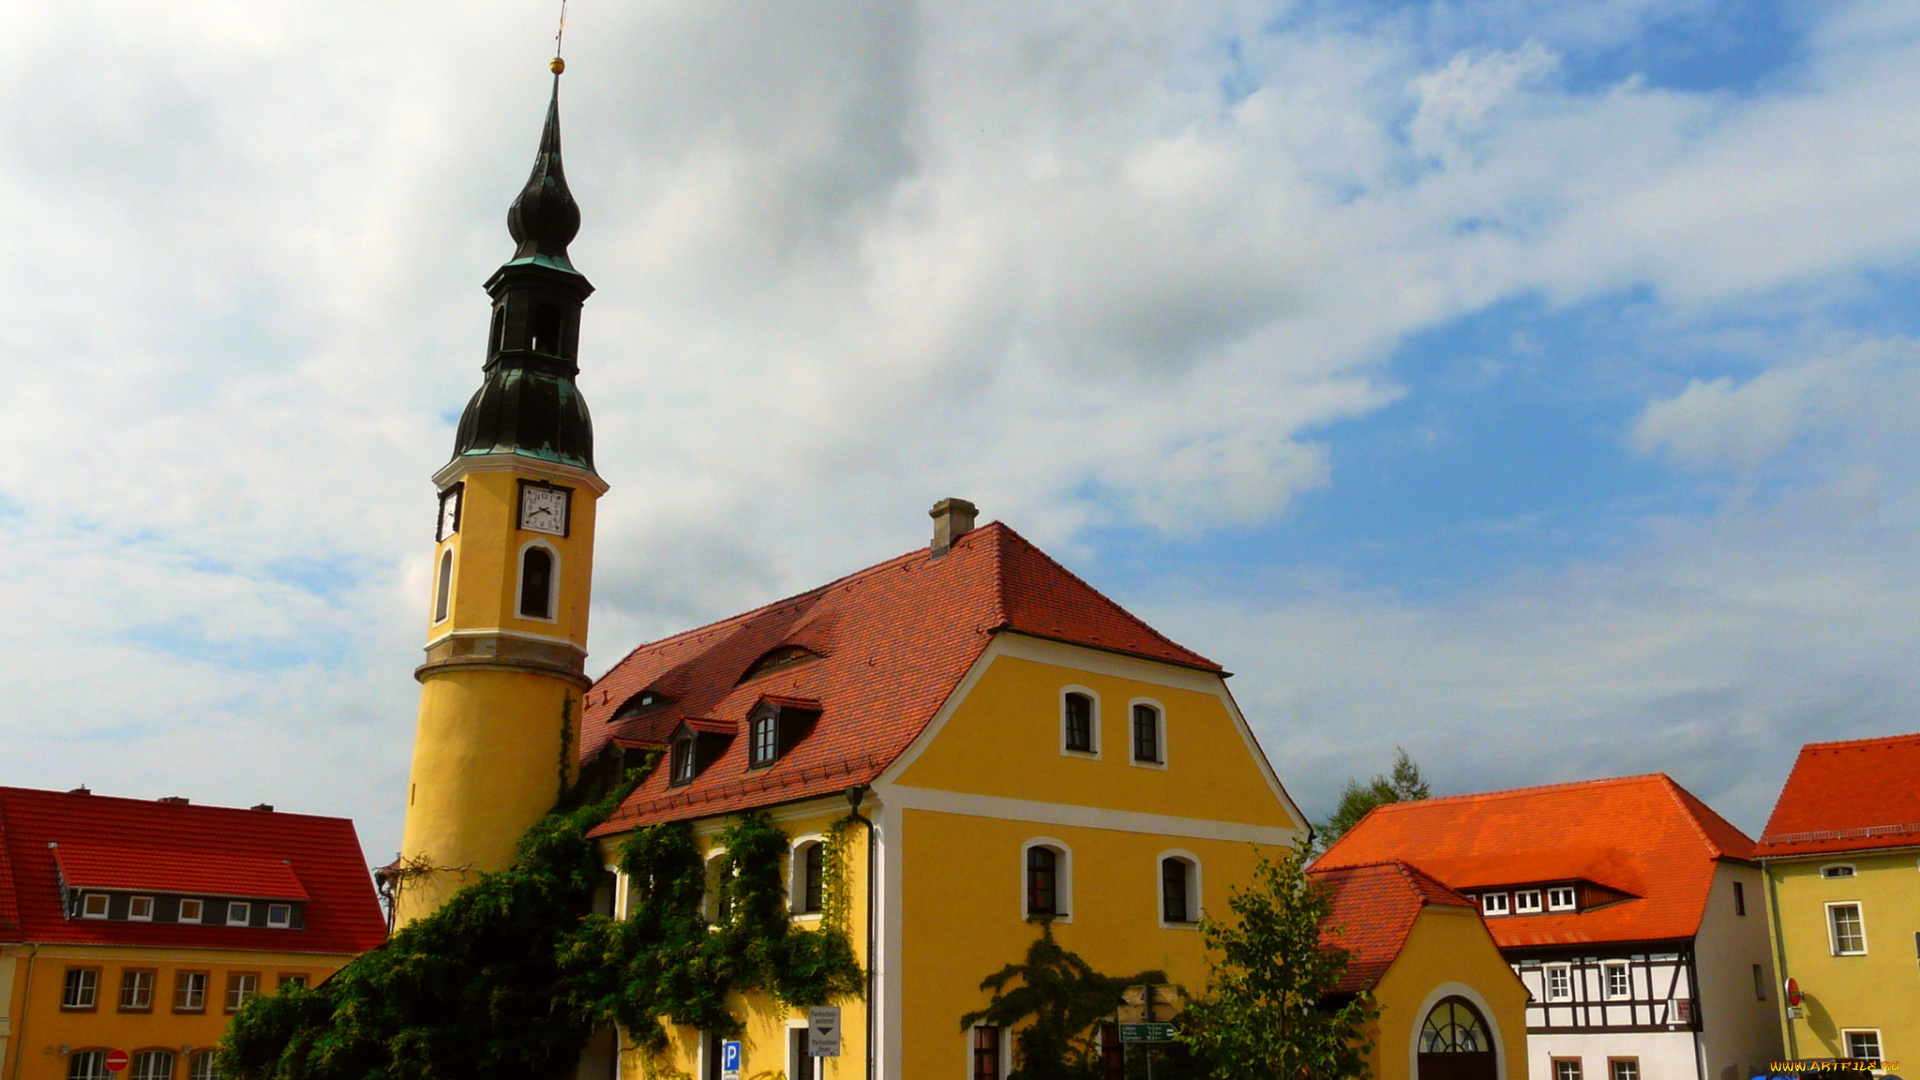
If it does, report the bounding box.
[1119,1023,1176,1043]
[808,1006,842,1057]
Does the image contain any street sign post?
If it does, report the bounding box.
[720,1040,741,1080]
[1119,1023,1176,1043]
[808,1006,842,1056]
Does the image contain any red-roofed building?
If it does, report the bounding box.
[1311,861,1531,1080]
[0,786,386,1080]
[546,502,1310,1079]
[1754,731,1920,1064]
[1317,774,1782,1080]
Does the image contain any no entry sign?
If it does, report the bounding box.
[103,1051,129,1073]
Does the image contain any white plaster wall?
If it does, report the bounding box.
[1696,862,1785,1080]
[1530,1031,1699,1080]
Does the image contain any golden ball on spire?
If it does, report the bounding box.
[550,56,565,74]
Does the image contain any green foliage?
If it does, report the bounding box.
[960,927,1164,1080]
[1315,747,1430,851]
[223,764,861,1080]
[1175,842,1379,1079]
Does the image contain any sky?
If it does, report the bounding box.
[2,0,1918,865]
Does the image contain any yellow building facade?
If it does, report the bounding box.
[1756,732,1920,1066]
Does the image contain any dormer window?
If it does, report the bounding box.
[1513,889,1542,914]
[1481,892,1509,916]
[751,712,779,768]
[80,893,109,919]
[741,646,818,682]
[178,899,203,924]
[1547,886,1577,911]
[614,690,675,720]
[745,699,819,769]
[670,738,696,787]
[129,896,155,921]
[267,904,293,928]
[226,901,251,927]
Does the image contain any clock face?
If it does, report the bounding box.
[436,486,462,542]
[519,484,570,536]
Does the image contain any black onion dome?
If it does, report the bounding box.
[453,363,595,470]
[507,77,581,264]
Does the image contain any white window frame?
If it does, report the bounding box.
[788,835,826,919]
[1602,960,1631,1000]
[267,904,293,928]
[1820,864,1857,879]
[226,901,251,927]
[69,1052,109,1080]
[130,1050,174,1080]
[120,968,155,1010]
[967,1024,1010,1080]
[1059,686,1101,758]
[188,1052,218,1080]
[514,539,562,624]
[1842,1030,1883,1061]
[1020,838,1073,923]
[1127,697,1168,769]
[177,898,203,924]
[786,1019,823,1080]
[127,895,155,922]
[1826,901,1867,955]
[1544,962,1573,1002]
[225,972,259,1012]
[1513,889,1542,913]
[79,893,110,919]
[1156,849,1202,928]
[63,967,99,1009]
[1481,892,1510,916]
[432,547,455,625]
[1547,886,1576,911]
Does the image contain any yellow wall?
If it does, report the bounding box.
[1365,907,1532,1080]
[895,651,1296,828]
[1766,849,1920,1062]
[1,943,348,1080]
[429,468,598,644]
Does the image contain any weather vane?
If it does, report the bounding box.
[551,0,568,74]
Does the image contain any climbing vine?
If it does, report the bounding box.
[221,762,861,1080]
[819,816,854,934]
[961,926,1167,1080]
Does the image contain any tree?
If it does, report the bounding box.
[1315,747,1430,851]
[960,927,1164,1080]
[1175,842,1378,1079]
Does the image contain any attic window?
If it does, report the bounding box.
[1822,865,1856,879]
[669,737,696,787]
[741,646,818,682]
[615,691,675,720]
[79,893,110,919]
[1547,886,1577,911]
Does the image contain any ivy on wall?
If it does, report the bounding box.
[961,927,1167,1080]
[222,764,862,1080]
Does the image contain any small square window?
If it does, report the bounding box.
[1844,1031,1882,1061]
[62,967,99,1010]
[128,896,155,921]
[1610,1060,1639,1080]
[1544,964,1572,1002]
[1553,1059,1582,1080]
[226,972,260,1012]
[227,901,251,927]
[1513,889,1542,913]
[1828,902,1867,955]
[267,904,293,928]
[178,898,203,923]
[278,973,308,990]
[173,971,208,1012]
[1547,886,1577,911]
[1603,961,1630,999]
[1481,892,1509,916]
[1822,864,1856,879]
[79,893,110,919]
[120,969,155,1011]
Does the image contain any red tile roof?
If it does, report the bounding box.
[0,787,387,954]
[54,844,311,901]
[1756,731,1920,857]
[585,522,1219,834]
[1311,860,1477,993]
[1313,774,1754,949]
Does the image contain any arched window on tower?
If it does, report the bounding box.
[488,305,505,356]
[519,546,555,619]
[433,550,454,623]
[530,303,563,355]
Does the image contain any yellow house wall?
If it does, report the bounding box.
[1765,849,1920,1063]
[612,803,872,1080]
[396,668,582,924]
[430,468,598,645]
[1364,908,1532,1080]
[0,943,349,1080]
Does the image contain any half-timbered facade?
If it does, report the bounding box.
[1317,775,1783,1080]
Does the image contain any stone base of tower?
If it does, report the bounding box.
[395,667,584,928]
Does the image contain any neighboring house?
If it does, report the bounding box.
[1316,775,1783,1080]
[0,786,388,1080]
[572,501,1311,1079]
[1312,861,1532,1080]
[1754,731,1920,1065]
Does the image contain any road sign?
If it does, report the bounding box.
[1119,1023,1176,1043]
[808,1005,842,1056]
[103,1051,129,1074]
[720,1040,741,1079]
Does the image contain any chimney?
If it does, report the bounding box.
[929,498,978,558]
[158,796,189,805]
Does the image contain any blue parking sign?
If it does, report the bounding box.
[720,1041,742,1078]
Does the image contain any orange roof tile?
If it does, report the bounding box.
[1310,861,1476,993]
[1313,774,1753,949]
[585,522,1218,834]
[1756,731,1920,857]
[0,787,386,953]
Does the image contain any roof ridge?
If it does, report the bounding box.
[990,523,1219,670]
[1368,772,1670,811]
[1798,729,1920,753]
[0,787,351,824]
[1657,775,1754,858]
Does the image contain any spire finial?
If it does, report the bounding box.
[551,0,568,74]
[506,28,581,268]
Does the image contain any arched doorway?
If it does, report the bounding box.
[1417,996,1498,1080]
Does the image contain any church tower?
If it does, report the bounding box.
[394,63,606,927]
